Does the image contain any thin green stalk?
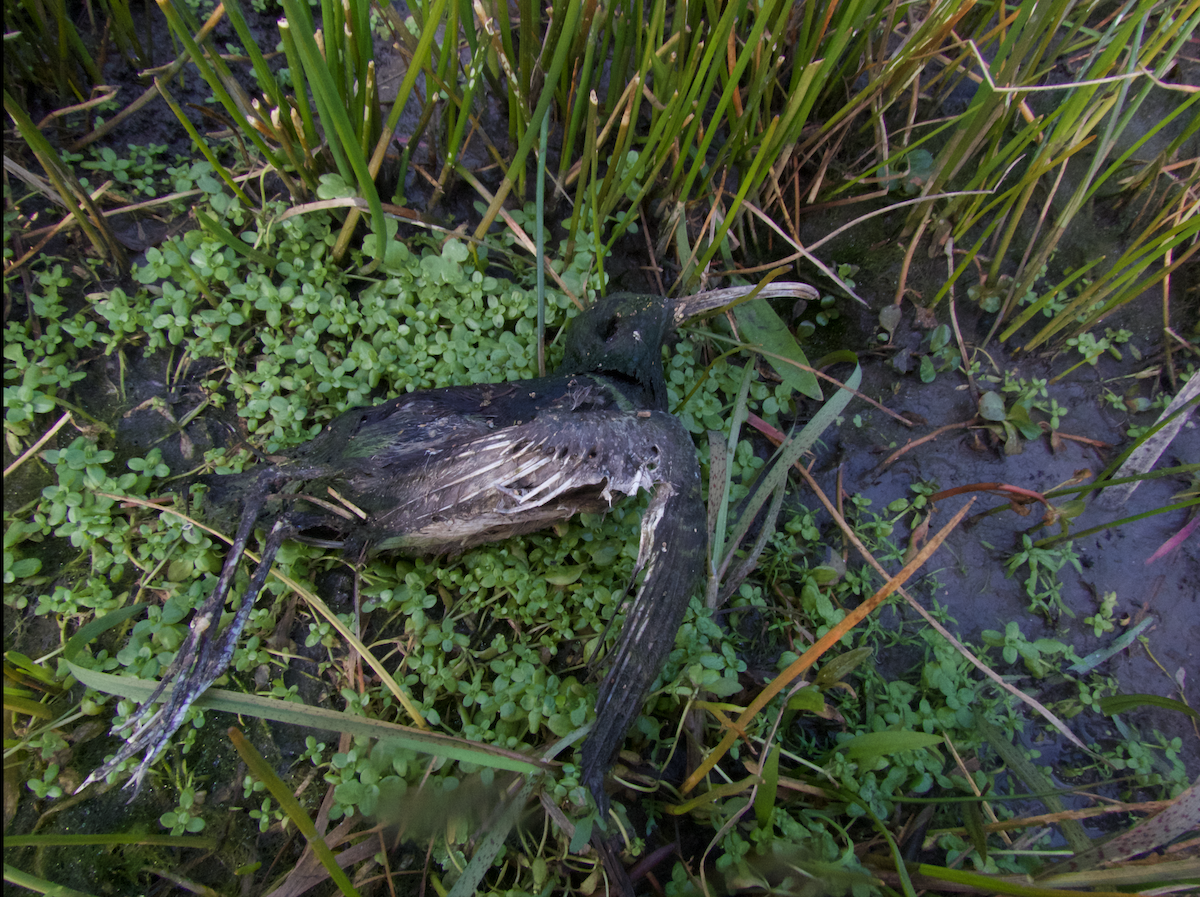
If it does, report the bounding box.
[604,0,632,118]
[434,41,486,198]
[565,90,598,258]
[1086,81,1200,210]
[283,0,352,182]
[593,78,640,223]
[349,0,373,112]
[51,0,103,87]
[518,0,537,133]
[155,0,292,189]
[1021,214,1199,350]
[688,116,781,284]
[437,0,459,146]
[708,361,755,587]
[230,728,361,897]
[319,0,345,106]
[338,0,449,251]
[280,0,386,246]
[223,0,288,119]
[589,134,603,290]
[1002,5,1147,308]
[471,0,582,242]
[457,0,478,49]
[663,0,744,195]
[556,0,605,186]
[4,90,126,271]
[277,21,319,150]
[154,78,254,206]
[536,112,548,376]
[1040,501,1200,552]
[221,3,318,183]
[3,864,98,897]
[101,0,147,67]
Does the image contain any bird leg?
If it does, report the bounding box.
[79,479,292,797]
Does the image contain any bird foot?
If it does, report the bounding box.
[78,515,292,797]
[76,610,233,797]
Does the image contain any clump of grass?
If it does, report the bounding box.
[874,0,1198,349]
[10,0,1193,355]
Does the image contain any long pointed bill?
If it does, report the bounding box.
[671,282,818,325]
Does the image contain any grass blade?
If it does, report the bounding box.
[229,728,361,897]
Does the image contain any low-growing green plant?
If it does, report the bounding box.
[1056,327,1135,380]
[4,172,1192,895]
[1005,535,1082,621]
[160,774,207,835]
[1083,590,1118,638]
[999,373,1069,431]
[242,775,291,831]
[981,621,1075,679]
[976,385,1065,455]
[72,143,173,198]
[4,265,91,448]
[26,762,63,800]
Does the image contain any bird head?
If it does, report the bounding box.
[557,293,674,410]
[555,285,820,411]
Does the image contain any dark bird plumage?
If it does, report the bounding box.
[80,285,814,818]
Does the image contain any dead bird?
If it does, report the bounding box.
[80,283,815,815]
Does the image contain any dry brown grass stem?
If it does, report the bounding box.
[878,419,977,470]
[3,412,73,478]
[793,464,1097,757]
[941,798,1177,837]
[682,496,976,797]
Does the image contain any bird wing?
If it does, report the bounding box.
[577,414,706,812]
[341,407,707,810]
[354,409,693,554]
[360,409,704,806]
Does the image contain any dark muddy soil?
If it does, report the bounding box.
[798,193,1200,786]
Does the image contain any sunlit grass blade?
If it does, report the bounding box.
[684,484,971,796]
[706,361,754,593]
[155,0,294,191]
[154,77,254,206]
[975,715,1091,854]
[4,832,216,849]
[341,0,450,250]
[229,728,361,897]
[67,649,546,775]
[471,0,582,241]
[280,0,384,242]
[3,864,99,897]
[715,364,859,595]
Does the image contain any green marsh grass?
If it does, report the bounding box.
[11,0,1195,351]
